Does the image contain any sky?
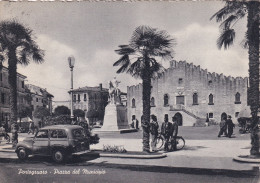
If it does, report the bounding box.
[0,1,248,101]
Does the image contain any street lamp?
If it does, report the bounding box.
[68,56,75,120]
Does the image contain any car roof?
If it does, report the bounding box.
[40,125,83,130]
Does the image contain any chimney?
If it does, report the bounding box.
[99,83,102,91]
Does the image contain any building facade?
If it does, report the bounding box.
[0,66,30,127]
[127,60,249,126]
[69,84,109,124]
[26,84,54,125]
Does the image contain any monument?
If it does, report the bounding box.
[99,77,130,132]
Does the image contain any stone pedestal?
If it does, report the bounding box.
[100,104,129,131]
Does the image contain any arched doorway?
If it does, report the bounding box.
[221,113,227,121]
[174,113,183,126]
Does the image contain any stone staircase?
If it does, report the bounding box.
[170,105,203,120]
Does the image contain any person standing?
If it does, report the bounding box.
[150,114,159,152]
[171,117,179,151]
[226,115,235,138]
[132,115,139,130]
[218,117,227,137]
[28,122,35,134]
[161,114,173,151]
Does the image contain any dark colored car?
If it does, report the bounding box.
[15,125,90,163]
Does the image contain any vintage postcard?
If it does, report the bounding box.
[0,1,259,183]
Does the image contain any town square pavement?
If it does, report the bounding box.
[0,127,259,174]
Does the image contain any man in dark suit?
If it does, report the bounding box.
[171,117,179,151]
[226,115,235,138]
[161,114,173,151]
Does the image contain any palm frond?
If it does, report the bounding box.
[116,63,129,74]
[217,28,236,49]
[153,48,174,60]
[31,46,44,63]
[148,58,165,78]
[113,55,130,67]
[0,20,44,65]
[18,50,28,65]
[115,45,135,55]
[115,55,131,74]
[240,32,248,49]
[126,58,144,79]
[220,15,238,30]
[210,1,246,22]
[130,25,175,58]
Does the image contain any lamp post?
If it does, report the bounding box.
[68,56,75,120]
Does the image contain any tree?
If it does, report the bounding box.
[73,109,85,118]
[17,104,32,121]
[54,105,70,116]
[113,26,175,152]
[211,1,260,155]
[33,106,50,125]
[0,20,44,146]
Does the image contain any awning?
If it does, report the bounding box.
[238,107,251,118]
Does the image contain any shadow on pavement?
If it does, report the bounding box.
[0,152,101,165]
[182,146,208,151]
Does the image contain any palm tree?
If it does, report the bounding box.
[113,26,175,152]
[0,20,44,146]
[211,1,260,156]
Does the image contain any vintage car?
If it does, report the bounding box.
[15,125,90,163]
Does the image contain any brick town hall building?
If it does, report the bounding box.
[127,60,249,126]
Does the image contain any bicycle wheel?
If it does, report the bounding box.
[176,137,185,150]
[155,135,165,150]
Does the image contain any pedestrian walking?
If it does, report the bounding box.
[3,122,8,133]
[218,117,228,137]
[28,122,35,135]
[226,115,235,138]
[171,116,179,151]
[150,114,159,152]
[161,114,173,151]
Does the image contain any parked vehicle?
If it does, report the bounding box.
[15,125,91,163]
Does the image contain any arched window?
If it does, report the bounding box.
[132,98,136,108]
[208,94,214,105]
[78,94,80,102]
[193,93,198,105]
[235,92,241,104]
[208,80,213,86]
[164,94,169,106]
[151,97,155,107]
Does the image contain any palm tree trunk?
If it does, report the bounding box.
[142,58,152,152]
[247,2,260,156]
[8,47,19,147]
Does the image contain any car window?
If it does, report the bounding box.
[72,128,85,139]
[35,130,49,138]
[50,130,67,138]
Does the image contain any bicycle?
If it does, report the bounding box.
[155,133,185,151]
[0,131,10,143]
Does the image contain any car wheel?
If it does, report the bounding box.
[17,147,28,160]
[52,149,65,163]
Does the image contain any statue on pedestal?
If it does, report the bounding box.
[99,77,129,131]
[108,77,121,105]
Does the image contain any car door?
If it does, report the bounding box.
[32,129,50,155]
[49,129,69,148]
